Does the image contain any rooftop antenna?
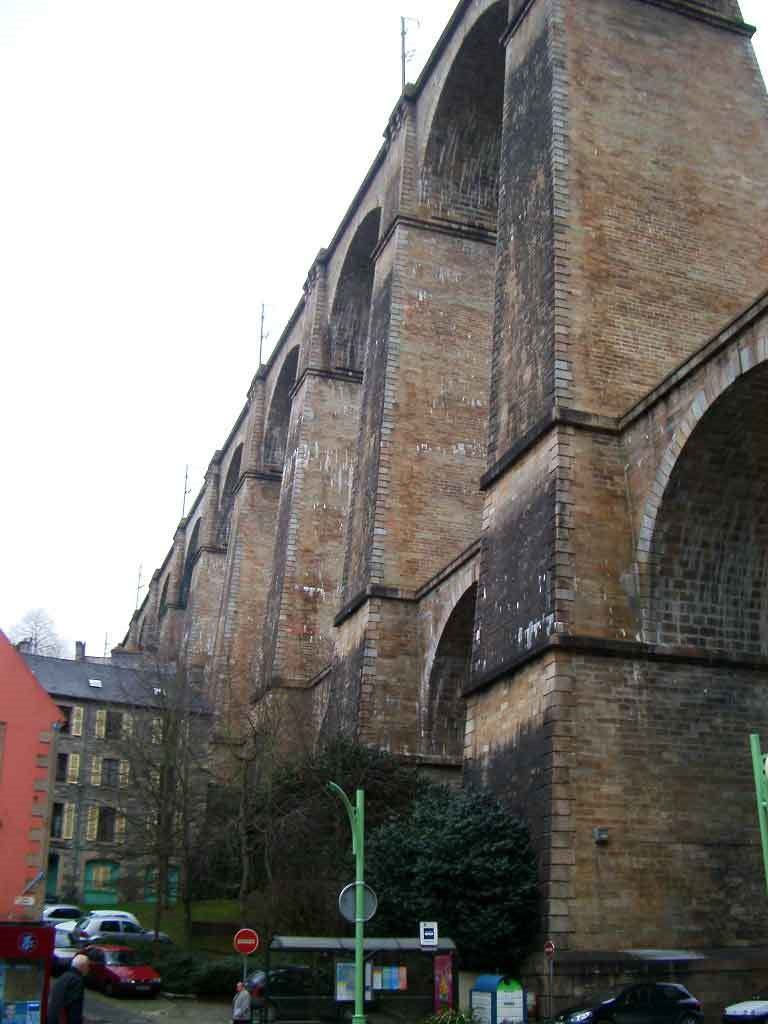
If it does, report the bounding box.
[181,464,192,518]
[135,564,144,610]
[259,303,269,366]
[103,632,109,657]
[401,16,421,92]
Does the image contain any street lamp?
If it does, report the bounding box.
[328,783,366,1024]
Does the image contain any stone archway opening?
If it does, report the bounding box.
[179,518,201,609]
[264,347,299,469]
[217,443,243,548]
[422,582,477,758]
[420,2,506,229]
[648,363,768,655]
[329,208,381,372]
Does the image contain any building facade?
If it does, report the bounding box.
[120,0,768,957]
[23,646,206,906]
[0,632,61,920]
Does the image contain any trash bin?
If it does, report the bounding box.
[470,975,527,1024]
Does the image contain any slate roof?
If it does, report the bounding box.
[23,652,175,709]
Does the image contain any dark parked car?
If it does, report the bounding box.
[723,993,768,1024]
[247,965,374,1022]
[82,944,162,998]
[554,983,703,1024]
[51,927,80,976]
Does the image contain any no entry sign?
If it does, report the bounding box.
[233,928,260,955]
[544,940,555,958]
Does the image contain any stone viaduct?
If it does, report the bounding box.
[121,0,768,958]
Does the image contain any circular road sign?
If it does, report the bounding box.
[544,940,556,958]
[338,882,378,923]
[233,928,260,955]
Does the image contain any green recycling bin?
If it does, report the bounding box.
[470,975,527,1024]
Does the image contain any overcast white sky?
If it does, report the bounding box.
[1,1,766,659]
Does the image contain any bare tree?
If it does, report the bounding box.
[113,661,212,938]
[8,608,62,656]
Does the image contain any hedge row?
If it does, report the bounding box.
[136,943,248,996]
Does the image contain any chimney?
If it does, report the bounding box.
[75,641,86,661]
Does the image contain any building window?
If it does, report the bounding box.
[102,758,119,788]
[57,705,83,737]
[51,801,75,840]
[58,752,80,784]
[51,802,63,837]
[94,709,122,739]
[97,807,116,842]
[56,754,68,783]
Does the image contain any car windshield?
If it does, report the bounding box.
[105,951,140,966]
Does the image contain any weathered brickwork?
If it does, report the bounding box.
[120,0,768,980]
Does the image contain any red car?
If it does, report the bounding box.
[83,944,162,998]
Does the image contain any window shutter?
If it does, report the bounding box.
[86,805,98,841]
[91,755,102,786]
[116,813,126,844]
[151,716,162,745]
[66,753,80,784]
[71,706,84,737]
[94,709,106,739]
[62,802,76,840]
[119,760,130,787]
[122,712,133,739]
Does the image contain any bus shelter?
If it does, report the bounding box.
[259,935,457,1021]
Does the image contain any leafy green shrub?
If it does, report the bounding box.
[135,943,243,996]
[421,1010,478,1024]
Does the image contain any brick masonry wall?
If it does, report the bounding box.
[374,225,493,591]
[489,0,555,458]
[268,372,363,687]
[208,475,280,723]
[475,438,557,682]
[561,0,768,419]
[466,649,768,950]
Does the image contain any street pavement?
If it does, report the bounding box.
[84,989,230,1024]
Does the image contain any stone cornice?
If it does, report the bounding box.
[466,632,768,695]
[501,0,752,48]
[372,213,496,265]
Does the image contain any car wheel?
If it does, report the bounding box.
[679,1016,699,1024]
[263,1001,278,1023]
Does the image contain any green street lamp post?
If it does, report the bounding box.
[328,783,366,1024]
[750,734,768,897]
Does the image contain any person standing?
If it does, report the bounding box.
[233,980,252,1024]
[46,953,90,1024]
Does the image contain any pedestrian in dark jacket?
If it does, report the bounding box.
[46,953,90,1024]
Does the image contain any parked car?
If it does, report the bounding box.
[723,993,768,1024]
[553,983,703,1024]
[73,914,171,945]
[79,909,141,926]
[247,965,374,1022]
[51,927,80,976]
[42,904,82,925]
[82,944,162,998]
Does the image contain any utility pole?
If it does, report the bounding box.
[750,734,768,897]
[181,465,191,519]
[135,564,144,610]
[328,784,366,1024]
[400,16,420,92]
[259,303,266,366]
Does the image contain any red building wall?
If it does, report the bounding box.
[0,632,62,919]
